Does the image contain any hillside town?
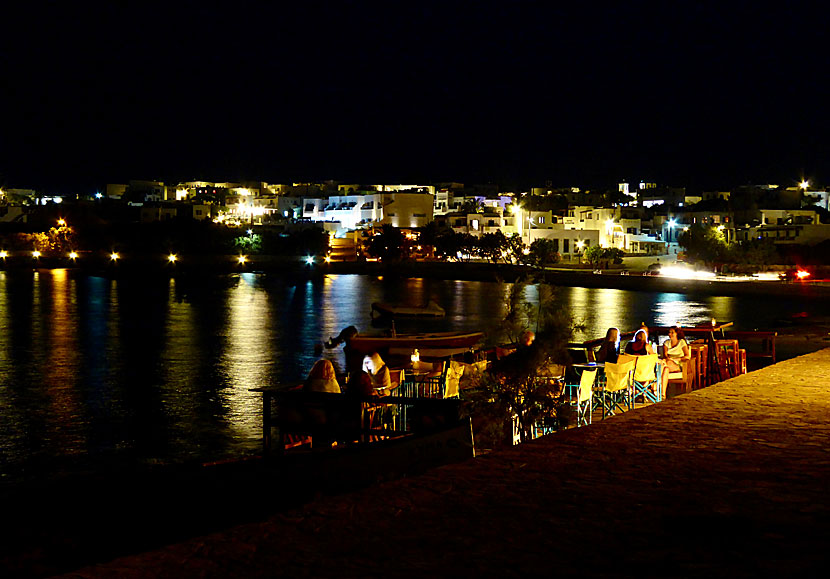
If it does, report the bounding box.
[2,178,829,265]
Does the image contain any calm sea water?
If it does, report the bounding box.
[1,269,827,481]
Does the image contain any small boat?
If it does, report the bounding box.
[371,300,446,318]
[346,331,484,355]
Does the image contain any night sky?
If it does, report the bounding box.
[2,2,828,194]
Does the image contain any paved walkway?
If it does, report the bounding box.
[64,348,830,577]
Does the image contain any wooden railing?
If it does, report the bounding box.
[250,387,463,454]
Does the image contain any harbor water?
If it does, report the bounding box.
[1,269,827,482]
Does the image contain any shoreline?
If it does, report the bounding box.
[3,258,830,299]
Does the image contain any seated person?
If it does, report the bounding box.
[661,326,691,395]
[519,330,535,347]
[363,352,394,396]
[304,359,341,393]
[496,330,535,360]
[346,370,376,398]
[595,327,620,363]
[624,328,656,356]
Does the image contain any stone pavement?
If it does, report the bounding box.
[65,349,830,578]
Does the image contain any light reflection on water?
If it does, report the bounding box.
[0,270,827,479]
[223,274,275,445]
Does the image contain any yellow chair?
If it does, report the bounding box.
[445,361,465,398]
[574,368,597,427]
[600,359,635,418]
[632,353,661,404]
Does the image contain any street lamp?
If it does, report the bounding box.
[237,255,247,264]
[800,180,810,191]
[168,253,178,263]
[68,251,78,260]
[110,252,120,261]
[57,218,67,227]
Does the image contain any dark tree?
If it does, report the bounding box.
[366,224,406,261]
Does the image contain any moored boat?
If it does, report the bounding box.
[371,300,446,318]
[344,331,485,355]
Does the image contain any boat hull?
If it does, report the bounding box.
[371,301,446,318]
[348,332,484,354]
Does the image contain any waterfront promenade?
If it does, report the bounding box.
[58,347,830,578]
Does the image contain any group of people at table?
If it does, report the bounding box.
[594,325,690,399]
[303,324,692,403]
[303,351,399,397]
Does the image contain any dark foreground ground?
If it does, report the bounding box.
[35,347,829,578]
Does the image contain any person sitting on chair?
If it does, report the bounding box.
[624,329,655,356]
[304,359,341,393]
[363,352,393,396]
[660,326,690,396]
[595,327,620,363]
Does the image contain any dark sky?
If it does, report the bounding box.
[2,1,828,194]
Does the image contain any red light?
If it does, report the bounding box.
[796,270,810,279]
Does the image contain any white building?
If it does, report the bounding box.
[301,191,434,233]
[562,206,644,250]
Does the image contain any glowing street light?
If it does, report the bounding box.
[57,218,67,226]
[324,255,332,263]
[246,229,253,236]
[237,255,247,264]
[68,251,78,260]
[167,253,178,263]
[110,252,120,261]
[32,250,41,258]
[796,269,810,279]
[0,250,8,259]
[305,256,314,265]
[667,219,677,228]
[800,180,810,191]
